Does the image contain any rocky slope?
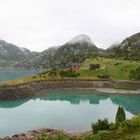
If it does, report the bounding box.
[26,46,59,69]
[0,39,39,68]
[24,34,99,69]
[107,32,140,59]
[0,40,31,61]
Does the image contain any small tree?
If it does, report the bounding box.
[48,68,58,78]
[91,119,110,134]
[115,106,126,124]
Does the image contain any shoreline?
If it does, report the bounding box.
[95,88,140,94]
[0,79,140,100]
[0,128,92,140]
[54,87,140,94]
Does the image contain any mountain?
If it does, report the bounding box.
[24,34,99,69]
[120,32,140,51]
[26,46,59,68]
[53,35,98,65]
[0,40,33,61]
[67,34,93,45]
[0,39,39,68]
[107,32,140,60]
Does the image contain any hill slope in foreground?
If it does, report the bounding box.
[4,115,140,140]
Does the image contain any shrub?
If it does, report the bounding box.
[48,68,58,78]
[109,122,117,130]
[39,71,48,75]
[37,133,70,140]
[59,69,80,78]
[91,119,110,134]
[114,62,121,65]
[115,106,126,125]
[129,66,140,80]
[97,74,109,79]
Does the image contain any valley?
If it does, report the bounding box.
[0,33,140,140]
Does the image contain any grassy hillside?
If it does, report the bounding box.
[79,57,140,80]
[1,57,140,87]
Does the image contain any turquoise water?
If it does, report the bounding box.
[0,69,41,82]
[0,91,140,137]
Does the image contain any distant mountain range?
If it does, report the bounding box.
[1,32,140,69]
[7,34,99,69]
[0,40,39,68]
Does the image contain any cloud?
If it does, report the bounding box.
[0,0,140,51]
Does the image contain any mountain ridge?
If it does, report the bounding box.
[1,32,140,68]
[22,34,99,69]
[107,32,140,60]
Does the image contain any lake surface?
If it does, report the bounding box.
[0,69,42,82]
[0,91,140,137]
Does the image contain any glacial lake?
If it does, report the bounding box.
[0,91,140,137]
[0,69,42,82]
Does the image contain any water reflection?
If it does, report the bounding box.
[0,91,138,136]
[0,91,140,115]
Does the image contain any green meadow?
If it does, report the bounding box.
[80,57,140,80]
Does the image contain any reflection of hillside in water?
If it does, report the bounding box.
[0,99,29,108]
[0,91,140,115]
[39,93,108,104]
[109,94,140,115]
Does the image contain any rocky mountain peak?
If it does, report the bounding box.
[67,34,93,45]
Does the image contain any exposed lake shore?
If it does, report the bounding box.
[0,128,92,140]
[0,79,140,100]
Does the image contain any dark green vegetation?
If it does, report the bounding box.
[129,66,140,80]
[48,68,58,78]
[37,107,140,140]
[47,68,80,78]
[80,57,140,80]
[97,74,109,79]
[37,133,71,140]
[91,119,110,134]
[115,106,126,124]
[59,69,80,78]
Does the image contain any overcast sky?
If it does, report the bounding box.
[0,0,140,51]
